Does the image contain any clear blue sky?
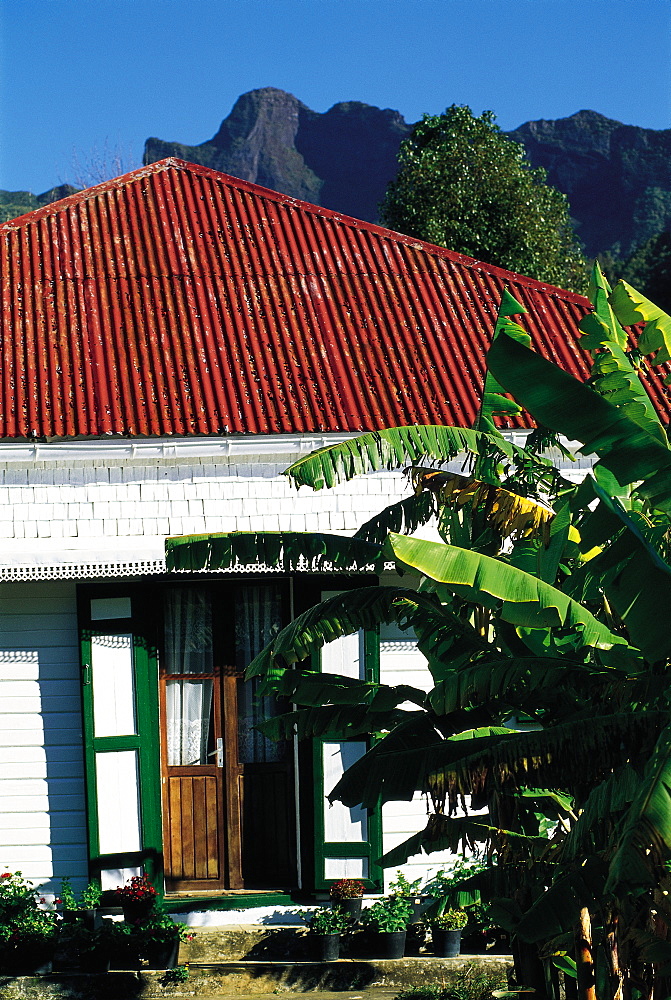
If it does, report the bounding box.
[1,0,670,195]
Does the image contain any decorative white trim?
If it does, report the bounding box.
[0,558,395,582]
[0,433,357,465]
[0,429,541,464]
[380,640,418,653]
[0,560,166,581]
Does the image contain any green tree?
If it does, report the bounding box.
[380,105,587,292]
[621,230,671,314]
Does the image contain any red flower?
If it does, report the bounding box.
[1,873,11,878]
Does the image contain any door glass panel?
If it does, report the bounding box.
[164,588,214,766]
[236,584,287,763]
[322,592,365,680]
[323,741,368,841]
[164,588,213,674]
[96,749,142,854]
[91,633,136,737]
[90,597,132,621]
[324,857,369,879]
[165,678,214,765]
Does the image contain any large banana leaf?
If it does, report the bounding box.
[428,657,613,716]
[610,280,671,384]
[585,482,671,662]
[487,330,671,492]
[165,529,384,573]
[410,467,555,543]
[514,856,609,944]
[244,586,421,681]
[257,703,415,741]
[377,813,538,869]
[386,532,629,651]
[268,667,426,710]
[476,288,531,435]
[606,721,671,895]
[353,490,435,545]
[579,264,664,440]
[331,711,666,809]
[284,425,550,490]
[559,765,640,863]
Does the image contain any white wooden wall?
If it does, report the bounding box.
[0,581,87,895]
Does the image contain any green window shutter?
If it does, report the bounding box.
[312,598,382,892]
[79,590,162,891]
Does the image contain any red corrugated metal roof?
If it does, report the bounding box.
[0,157,667,440]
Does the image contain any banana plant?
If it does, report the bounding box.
[166,267,671,1000]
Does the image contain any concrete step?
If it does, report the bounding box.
[0,956,512,999]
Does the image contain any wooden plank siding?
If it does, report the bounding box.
[0,582,89,894]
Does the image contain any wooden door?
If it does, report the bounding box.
[159,587,243,891]
[159,582,296,893]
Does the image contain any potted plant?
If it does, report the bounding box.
[58,876,104,931]
[127,907,193,969]
[428,908,468,957]
[0,871,58,974]
[56,918,118,973]
[361,895,412,958]
[388,871,428,924]
[299,906,353,961]
[329,878,365,921]
[115,873,159,922]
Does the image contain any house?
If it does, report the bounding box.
[0,159,661,919]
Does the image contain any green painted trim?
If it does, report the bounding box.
[78,589,164,892]
[311,600,383,892]
[164,892,308,913]
[79,626,100,866]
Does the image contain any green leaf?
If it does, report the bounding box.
[258,703,414,741]
[606,721,671,895]
[284,425,542,490]
[387,533,628,651]
[514,857,608,943]
[476,288,530,435]
[487,331,671,490]
[428,657,601,716]
[610,280,671,383]
[165,530,384,573]
[377,813,535,868]
[244,586,420,682]
[560,766,640,863]
[353,491,435,546]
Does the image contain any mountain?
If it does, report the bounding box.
[0,185,79,224]
[507,110,671,257]
[3,90,670,263]
[144,87,412,225]
[145,91,671,260]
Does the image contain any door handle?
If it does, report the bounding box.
[207,739,224,767]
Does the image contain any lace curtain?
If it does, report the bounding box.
[164,587,214,766]
[235,584,288,764]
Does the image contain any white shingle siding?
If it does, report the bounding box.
[0,452,407,573]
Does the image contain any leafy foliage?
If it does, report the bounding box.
[380,105,587,291]
[167,266,671,1000]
